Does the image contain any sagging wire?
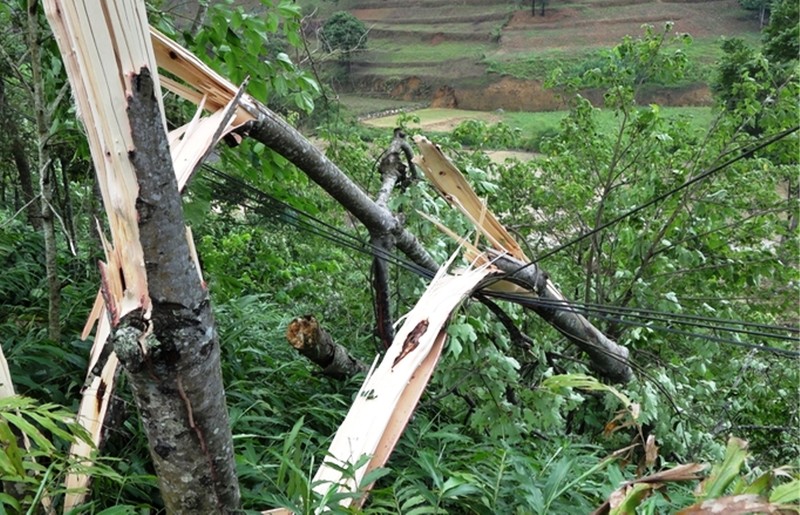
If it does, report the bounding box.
[492,294,800,358]
[493,294,799,338]
[520,124,800,268]
[195,161,800,357]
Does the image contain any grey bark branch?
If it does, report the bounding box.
[370,130,414,349]
[117,67,240,513]
[286,315,368,379]
[490,254,633,383]
[238,108,439,273]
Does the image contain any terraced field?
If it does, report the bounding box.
[302,0,762,112]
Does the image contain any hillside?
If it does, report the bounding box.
[302,0,762,111]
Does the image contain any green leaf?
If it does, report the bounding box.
[360,466,392,489]
[698,437,748,499]
[0,492,21,512]
[770,479,800,504]
[542,374,632,408]
[1,412,53,451]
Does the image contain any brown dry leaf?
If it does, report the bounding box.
[676,494,782,514]
[638,463,708,484]
[604,407,638,436]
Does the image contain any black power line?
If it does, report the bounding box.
[531,124,800,264]
[194,142,800,358]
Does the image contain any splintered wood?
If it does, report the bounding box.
[312,262,497,506]
[43,1,242,510]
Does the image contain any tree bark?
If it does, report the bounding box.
[370,130,414,349]
[113,67,240,513]
[189,0,210,36]
[28,0,60,342]
[286,315,368,379]
[240,115,439,274]
[10,139,40,230]
[490,254,633,383]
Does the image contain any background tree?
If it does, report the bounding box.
[738,0,771,26]
[320,11,367,73]
[762,0,800,64]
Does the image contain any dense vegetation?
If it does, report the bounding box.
[0,0,797,513]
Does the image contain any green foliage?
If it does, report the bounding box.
[176,0,319,113]
[452,120,521,150]
[487,24,799,472]
[321,11,367,58]
[738,0,770,15]
[548,24,691,108]
[762,0,800,64]
[0,395,115,513]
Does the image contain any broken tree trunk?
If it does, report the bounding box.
[413,135,633,383]
[286,315,368,379]
[44,1,242,511]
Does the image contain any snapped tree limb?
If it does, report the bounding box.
[286,315,368,379]
[414,135,633,383]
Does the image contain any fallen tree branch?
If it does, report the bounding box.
[491,253,633,383]
[149,30,631,382]
[286,315,368,379]
[414,135,633,383]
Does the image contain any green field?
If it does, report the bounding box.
[504,106,717,136]
[365,106,715,135]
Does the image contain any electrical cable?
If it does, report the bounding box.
[194,160,800,357]
[491,294,800,338]
[495,295,800,356]
[523,124,799,266]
